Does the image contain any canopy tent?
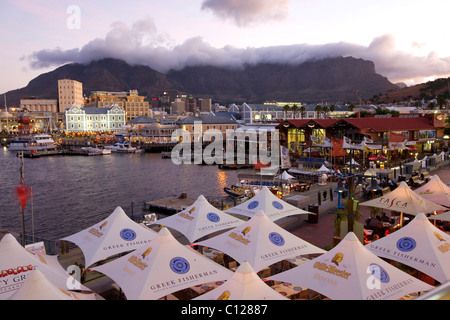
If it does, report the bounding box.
[360,181,447,216]
[0,233,89,300]
[150,195,244,243]
[317,164,331,172]
[414,175,450,208]
[8,269,97,300]
[195,210,325,272]
[366,213,450,284]
[275,171,296,181]
[345,158,360,166]
[94,227,233,300]
[363,168,378,177]
[224,186,311,221]
[428,211,450,222]
[61,206,157,267]
[195,261,288,300]
[269,232,434,300]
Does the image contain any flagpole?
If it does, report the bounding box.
[19,151,26,246]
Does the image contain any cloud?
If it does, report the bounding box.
[26,19,450,86]
[200,0,290,27]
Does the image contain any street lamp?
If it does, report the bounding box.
[335,179,345,209]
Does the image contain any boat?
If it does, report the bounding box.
[104,142,137,153]
[223,185,247,198]
[8,134,58,152]
[81,145,112,155]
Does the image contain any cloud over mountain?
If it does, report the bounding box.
[26,18,450,86]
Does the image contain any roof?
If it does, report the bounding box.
[280,116,437,132]
[128,115,158,124]
[178,115,238,125]
[281,119,339,128]
[344,116,435,132]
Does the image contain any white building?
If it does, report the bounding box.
[65,104,126,133]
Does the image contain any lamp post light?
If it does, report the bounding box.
[335,179,345,209]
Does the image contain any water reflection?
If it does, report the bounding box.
[0,151,248,240]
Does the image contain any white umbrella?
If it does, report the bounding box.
[414,175,450,208]
[0,234,89,300]
[360,181,447,216]
[195,210,325,272]
[94,227,233,300]
[61,206,157,267]
[152,195,244,243]
[269,232,434,300]
[195,261,288,300]
[366,213,450,284]
[224,186,311,221]
[428,211,450,222]
[8,269,96,300]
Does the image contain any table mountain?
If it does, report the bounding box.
[3,57,398,107]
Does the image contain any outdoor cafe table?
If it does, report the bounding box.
[191,281,225,295]
[202,248,222,261]
[271,282,306,299]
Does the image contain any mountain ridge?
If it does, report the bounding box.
[3,57,399,107]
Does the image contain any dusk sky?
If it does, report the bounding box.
[1,0,450,95]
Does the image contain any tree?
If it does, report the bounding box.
[315,104,322,119]
[291,104,299,119]
[300,105,306,119]
[322,106,329,118]
[283,104,291,119]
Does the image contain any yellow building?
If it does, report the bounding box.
[58,79,84,112]
[20,98,58,112]
[85,90,150,122]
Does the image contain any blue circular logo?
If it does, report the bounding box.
[396,237,416,252]
[170,257,190,274]
[269,232,285,246]
[120,228,136,241]
[207,212,220,223]
[368,264,390,283]
[272,201,283,210]
[247,201,259,210]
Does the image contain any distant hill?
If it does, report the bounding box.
[373,77,450,104]
[3,57,399,107]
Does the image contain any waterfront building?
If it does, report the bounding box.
[20,98,58,113]
[277,113,447,158]
[65,104,125,133]
[58,79,84,112]
[178,115,238,142]
[125,116,179,144]
[84,90,150,122]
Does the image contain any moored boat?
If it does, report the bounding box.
[104,142,137,153]
[8,134,58,152]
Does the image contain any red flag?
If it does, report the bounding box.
[15,182,32,211]
[331,138,348,157]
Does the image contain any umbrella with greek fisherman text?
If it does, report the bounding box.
[94,227,233,300]
[61,206,158,267]
[152,195,244,243]
[366,213,450,284]
[195,261,288,300]
[195,210,326,272]
[224,186,311,221]
[8,269,97,300]
[269,232,434,300]
[0,233,90,300]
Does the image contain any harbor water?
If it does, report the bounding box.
[0,147,248,241]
